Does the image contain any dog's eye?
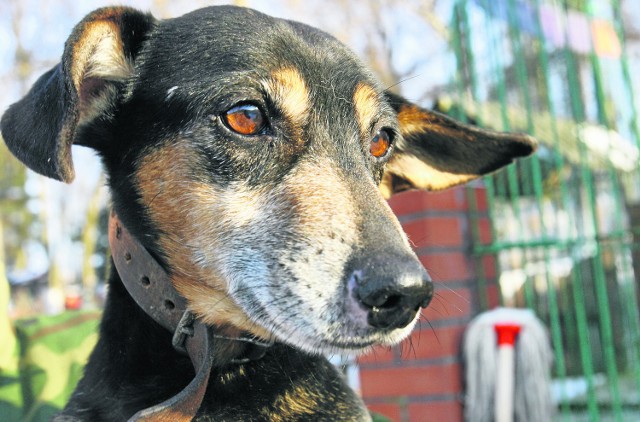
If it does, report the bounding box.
[224,104,266,135]
[370,129,392,158]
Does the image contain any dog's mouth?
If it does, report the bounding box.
[313,339,380,354]
[267,316,419,355]
[231,288,422,355]
[316,327,416,351]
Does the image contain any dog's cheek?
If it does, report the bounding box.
[136,143,218,277]
[135,142,271,332]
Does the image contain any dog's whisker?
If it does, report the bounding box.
[409,335,418,360]
[424,318,440,346]
[384,73,423,92]
[434,283,469,303]
[424,300,448,317]
[427,292,463,317]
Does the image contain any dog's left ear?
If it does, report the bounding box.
[380,92,537,198]
[0,7,155,183]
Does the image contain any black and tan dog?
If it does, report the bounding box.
[1,5,535,421]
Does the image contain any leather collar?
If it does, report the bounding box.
[108,211,272,421]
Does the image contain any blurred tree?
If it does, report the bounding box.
[1,0,34,282]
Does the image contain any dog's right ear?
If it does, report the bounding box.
[379,92,536,198]
[0,7,155,183]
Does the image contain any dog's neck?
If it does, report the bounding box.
[108,210,272,360]
[107,210,272,420]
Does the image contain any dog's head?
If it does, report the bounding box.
[1,6,535,354]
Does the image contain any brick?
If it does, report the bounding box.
[358,345,396,365]
[420,288,472,323]
[476,217,492,244]
[468,186,489,212]
[389,188,466,216]
[419,253,472,283]
[480,255,498,280]
[408,400,463,422]
[484,283,501,309]
[360,364,461,398]
[367,403,402,422]
[403,217,463,249]
[398,325,465,361]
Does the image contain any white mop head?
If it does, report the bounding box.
[463,307,554,422]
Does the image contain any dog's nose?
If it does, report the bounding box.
[348,254,433,330]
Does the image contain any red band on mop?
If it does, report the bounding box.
[494,324,521,346]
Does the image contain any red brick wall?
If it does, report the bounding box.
[359,186,499,421]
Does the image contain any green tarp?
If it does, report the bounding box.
[0,309,100,422]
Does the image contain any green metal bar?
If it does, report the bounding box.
[451,4,498,311]
[450,4,466,125]
[559,1,623,417]
[581,2,627,418]
[451,1,487,310]
[455,0,499,309]
[467,185,492,310]
[479,0,536,310]
[559,273,579,377]
[610,0,640,397]
[474,1,503,309]
[528,8,588,404]
[553,14,600,420]
[504,2,570,417]
[585,1,640,414]
[610,0,640,149]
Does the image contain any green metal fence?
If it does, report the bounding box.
[448,0,640,420]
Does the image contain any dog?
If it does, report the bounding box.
[1,5,535,421]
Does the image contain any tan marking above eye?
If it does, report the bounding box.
[353,82,380,135]
[264,68,310,134]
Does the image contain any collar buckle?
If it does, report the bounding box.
[172,310,196,355]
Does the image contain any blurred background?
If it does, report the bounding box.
[2,0,640,420]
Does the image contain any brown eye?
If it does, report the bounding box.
[370,129,392,158]
[224,104,265,135]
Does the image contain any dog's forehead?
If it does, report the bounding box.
[159,6,357,66]
[141,6,382,108]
